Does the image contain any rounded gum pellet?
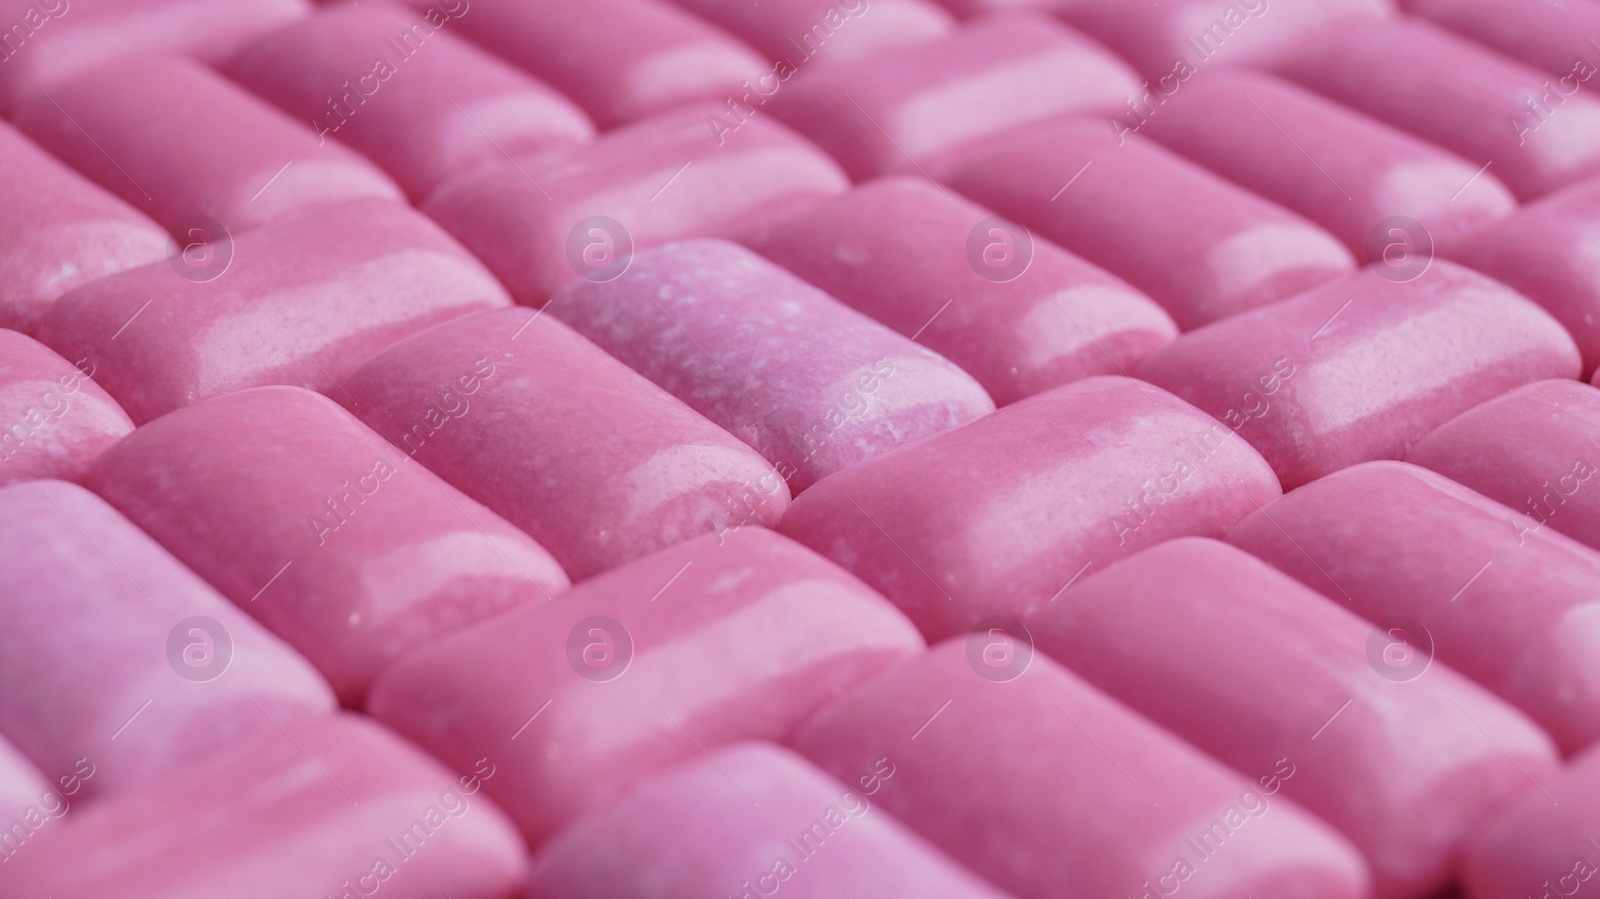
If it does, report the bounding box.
[0,330,132,488]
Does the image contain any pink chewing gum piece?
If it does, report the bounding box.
[0,480,335,801]
[668,0,954,67]
[86,386,568,706]
[525,742,1008,899]
[0,732,60,840]
[36,199,509,425]
[1058,0,1393,78]
[0,0,309,116]
[778,375,1280,641]
[422,104,848,306]
[1138,69,1516,261]
[224,2,595,202]
[1409,380,1600,554]
[767,13,1140,181]
[1461,744,1600,899]
[0,122,169,334]
[1026,537,1560,899]
[1448,177,1600,376]
[1405,0,1600,78]
[946,117,1356,330]
[367,528,924,844]
[1225,461,1600,755]
[2,713,527,899]
[340,308,788,580]
[0,331,131,488]
[752,176,1179,406]
[12,55,402,236]
[1270,18,1600,200]
[401,0,764,129]
[789,642,1371,899]
[549,239,996,492]
[1136,261,1582,490]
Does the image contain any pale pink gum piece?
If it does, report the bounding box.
[0,480,335,801]
[0,330,132,488]
[1406,0,1600,77]
[1027,536,1560,899]
[224,2,595,202]
[87,386,568,705]
[1059,0,1393,77]
[0,731,58,853]
[1227,461,1600,756]
[525,741,1008,899]
[12,55,402,236]
[367,528,924,844]
[400,0,765,128]
[752,176,1179,405]
[0,0,310,115]
[768,13,1141,181]
[778,375,1281,641]
[0,122,170,334]
[789,641,1371,899]
[549,239,996,492]
[422,103,848,306]
[666,0,954,67]
[1410,380,1600,555]
[1,713,528,899]
[1448,176,1600,376]
[340,308,789,579]
[36,198,510,425]
[1139,69,1516,260]
[1137,261,1582,489]
[1271,17,1600,200]
[1461,743,1600,899]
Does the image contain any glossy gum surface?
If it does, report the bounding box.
[789,641,1372,899]
[549,239,996,491]
[0,330,132,488]
[1461,744,1600,899]
[368,528,924,843]
[1137,261,1582,489]
[37,198,509,425]
[1227,461,1600,755]
[1405,0,1600,77]
[667,0,954,67]
[87,386,568,705]
[947,117,1356,330]
[340,307,789,579]
[0,480,335,801]
[1026,537,1561,898]
[752,176,1179,406]
[778,375,1281,640]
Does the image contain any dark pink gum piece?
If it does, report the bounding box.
[1405,0,1600,77]
[788,641,1371,899]
[86,386,568,706]
[36,198,509,425]
[12,55,402,236]
[340,308,789,579]
[367,528,924,844]
[1137,261,1582,490]
[224,2,596,202]
[0,331,132,488]
[1409,380,1600,554]
[549,239,996,492]
[667,0,954,67]
[1461,744,1600,899]
[422,104,848,306]
[1270,17,1600,200]
[752,176,1179,406]
[946,117,1356,330]
[2,713,527,898]
[767,13,1141,181]
[401,0,765,128]
[525,741,1008,899]
[1138,68,1516,261]
[0,0,310,116]
[778,375,1281,641]
[1025,536,1560,899]
[1226,461,1600,755]
[0,122,170,334]
[0,480,335,801]
[1447,177,1600,376]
